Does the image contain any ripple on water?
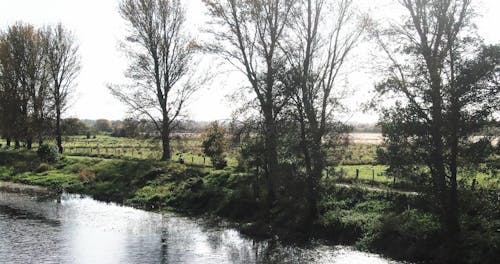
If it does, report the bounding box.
[0,191,404,264]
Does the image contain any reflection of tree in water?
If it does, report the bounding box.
[174,221,315,263]
[160,229,169,264]
[256,239,305,264]
[204,227,257,262]
[0,204,61,227]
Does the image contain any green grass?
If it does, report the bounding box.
[0,148,498,263]
[13,171,82,189]
[1,135,497,190]
[62,135,238,167]
[0,136,378,167]
[331,165,390,182]
[324,164,498,190]
[331,145,379,165]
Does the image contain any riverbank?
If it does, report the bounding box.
[0,149,498,263]
[0,190,404,264]
[0,180,51,195]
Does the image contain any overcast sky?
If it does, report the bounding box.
[0,0,498,123]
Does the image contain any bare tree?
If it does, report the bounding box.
[284,0,364,223]
[204,0,295,210]
[109,0,201,161]
[43,23,81,153]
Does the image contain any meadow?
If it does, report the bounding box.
[1,134,497,190]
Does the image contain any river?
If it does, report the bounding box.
[0,191,402,264]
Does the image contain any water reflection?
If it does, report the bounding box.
[0,191,402,264]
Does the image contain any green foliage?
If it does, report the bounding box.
[201,122,227,169]
[0,166,15,180]
[459,189,500,264]
[34,163,53,173]
[62,118,90,136]
[362,210,441,262]
[111,118,141,138]
[37,144,59,163]
[95,119,112,133]
[14,171,83,190]
[335,145,378,165]
[0,146,498,263]
[236,136,265,172]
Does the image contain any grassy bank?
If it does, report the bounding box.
[0,149,498,263]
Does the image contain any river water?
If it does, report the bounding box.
[0,191,402,264]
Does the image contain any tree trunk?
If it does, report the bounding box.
[447,46,461,239]
[14,139,20,149]
[161,119,171,161]
[308,136,324,225]
[263,109,278,212]
[56,107,63,153]
[256,103,278,220]
[442,63,461,264]
[26,138,32,150]
[429,73,460,243]
[298,111,320,225]
[6,137,11,148]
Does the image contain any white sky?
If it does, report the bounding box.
[0,0,499,123]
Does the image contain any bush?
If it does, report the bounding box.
[37,144,59,163]
[201,122,228,169]
[78,169,96,182]
[365,209,441,262]
[34,163,53,173]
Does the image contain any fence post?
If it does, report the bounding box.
[355,168,359,180]
[372,167,375,183]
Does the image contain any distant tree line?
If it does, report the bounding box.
[0,22,80,152]
[58,117,208,139]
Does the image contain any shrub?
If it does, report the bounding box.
[34,163,53,173]
[201,122,227,169]
[365,209,441,262]
[78,169,96,182]
[37,144,59,163]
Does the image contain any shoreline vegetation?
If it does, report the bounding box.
[1,148,498,264]
[0,0,499,263]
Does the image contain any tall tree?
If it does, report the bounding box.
[284,0,363,223]
[372,0,499,257]
[0,23,47,149]
[0,24,27,147]
[43,23,81,153]
[109,0,201,160]
[25,26,50,148]
[204,0,295,210]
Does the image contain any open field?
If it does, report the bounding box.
[0,134,379,167]
[1,134,497,190]
[325,164,499,190]
[0,135,239,167]
[348,133,383,145]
